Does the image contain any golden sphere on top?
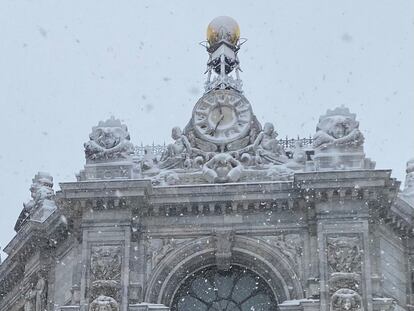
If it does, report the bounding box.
[207,16,240,46]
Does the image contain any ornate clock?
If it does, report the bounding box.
[192,89,253,144]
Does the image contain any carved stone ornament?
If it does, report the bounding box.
[331,289,363,311]
[90,245,122,299]
[403,158,414,197]
[89,295,119,311]
[84,117,134,163]
[313,106,364,150]
[203,153,242,183]
[327,236,362,273]
[15,172,57,232]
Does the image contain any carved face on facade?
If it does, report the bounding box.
[331,289,362,311]
[90,295,119,311]
[94,128,122,149]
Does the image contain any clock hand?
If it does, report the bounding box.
[217,100,223,115]
[212,114,224,135]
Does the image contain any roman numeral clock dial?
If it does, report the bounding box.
[193,89,253,144]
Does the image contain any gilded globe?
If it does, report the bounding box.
[207,16,240,46]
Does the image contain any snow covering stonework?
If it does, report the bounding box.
[403,158,414,197]
[1,16,413,311]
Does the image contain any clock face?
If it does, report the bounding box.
[192,90,253,144]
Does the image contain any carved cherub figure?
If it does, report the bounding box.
[203,153,242,183]
[252,122,286,164]
[140,147,157,172]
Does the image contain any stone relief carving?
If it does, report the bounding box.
[329,273,361,295]
[15,172,57,232]
[84,117,134,162]
[24,276,47,311]
[138,118,297,185]
[313,106,364,150]
[331,288,363,311]
[89,295,119,311]
[90,245,122,300]
[327,236,362,273]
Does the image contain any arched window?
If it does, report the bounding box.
[171,265,278,311]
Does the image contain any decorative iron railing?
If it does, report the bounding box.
[134,136,313,159]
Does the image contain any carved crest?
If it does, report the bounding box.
[84,117,134,162]
[313,106,364,149]
[327,236,362,273]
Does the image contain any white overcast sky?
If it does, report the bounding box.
[0,0,413,258]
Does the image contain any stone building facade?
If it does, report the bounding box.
[1,16,413,311]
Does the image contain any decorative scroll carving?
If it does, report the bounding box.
[84,117,134,162]
[214,231,234,270]
[331,289,363,311]
[90,245,122,300]
[327,236,362,273]
[89,295,119,311]
[313,106,364,149]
